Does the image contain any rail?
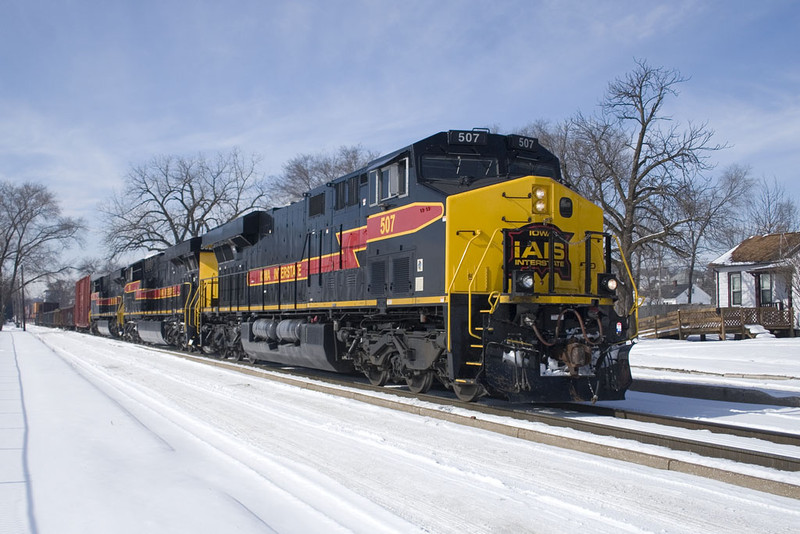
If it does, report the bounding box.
[638,306,795,339]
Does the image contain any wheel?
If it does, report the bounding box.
[365,366,389,386]
[406,372,434,394]
[452,382,482,402]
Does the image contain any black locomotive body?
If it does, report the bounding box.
[82,130,634,403]
[191,130,633,402]
[119,238,204,347]
[90,271,124,337]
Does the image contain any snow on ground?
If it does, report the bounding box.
[593,337,800,435]
[1,326,799,533]
[631,336,800,380]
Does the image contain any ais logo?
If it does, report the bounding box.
[504,223,572,280]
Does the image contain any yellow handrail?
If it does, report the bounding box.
[193,280,206,331]
[183,282,195,330]
[612,235,640,340]
[447,230,483,293]
[467,228,503,339]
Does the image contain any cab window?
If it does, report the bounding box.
[371,158,408,205]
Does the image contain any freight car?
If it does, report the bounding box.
[36,305,74,329]
[81,130,634,403]
[74,275,91,330]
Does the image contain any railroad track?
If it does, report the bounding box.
[544,402,799,446]
[108,341,800,499]
[500,402,800,471]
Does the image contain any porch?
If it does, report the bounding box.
[637,306,796,340]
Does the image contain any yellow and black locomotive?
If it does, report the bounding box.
[84,130,634,402]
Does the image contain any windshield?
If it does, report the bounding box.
[420,155,500,185]
[508,157,558,179]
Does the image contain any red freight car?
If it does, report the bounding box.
[75,275,91,329]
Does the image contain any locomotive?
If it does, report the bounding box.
[62,130,634,402]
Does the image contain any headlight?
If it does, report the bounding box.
[514,271,536,293]
[532,187,548,213]
[597,274,618,296]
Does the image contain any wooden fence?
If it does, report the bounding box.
[637,307,796,339]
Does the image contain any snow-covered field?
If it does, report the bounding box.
[630,337,800,392]
[1,326,799,533]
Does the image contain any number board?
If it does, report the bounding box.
[448,130,488,146]
[507,134,539,151]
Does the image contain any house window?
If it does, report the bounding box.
[760,273,773,305]
[729,272,742,306]
[371,158,408,205]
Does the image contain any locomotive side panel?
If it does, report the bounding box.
[91,271,124,337]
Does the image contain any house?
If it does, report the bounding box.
[709,232,800,327]
[658,281,712,305]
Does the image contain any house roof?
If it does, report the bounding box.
[658,283,711,300]
[710,232,800,266]
[661,283,690,299]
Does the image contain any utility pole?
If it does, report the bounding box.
[20,265,26,331]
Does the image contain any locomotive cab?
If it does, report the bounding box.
[441,147,632,401]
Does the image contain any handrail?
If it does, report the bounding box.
[467,228,504,339]
[184,281,197,331]
[612,235,640,340]
[116,297,124,329]
[447,230,483,294]
[446,229,487,352]
[486,291,501,315]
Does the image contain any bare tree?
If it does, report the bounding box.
[516,120,576,186]
[0,181,83,328]
[100,148,269,258]
[43,277,77,307]
[677,164,752,302]
[73,257,123,278]
[273,145,378,204]
[523,60,725,313]
[748,176,799,235]
[710,175,799,252]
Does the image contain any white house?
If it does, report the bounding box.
[658,281,712,305]
[709,232,800,327]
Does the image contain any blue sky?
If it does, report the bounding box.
[1,0,799,259]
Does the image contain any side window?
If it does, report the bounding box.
[347,175,360,206]
[371,158,409,205]
[729,272,742,306]
[334,181,347,210]
[309,192,325,217]
[334,175,366,210]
